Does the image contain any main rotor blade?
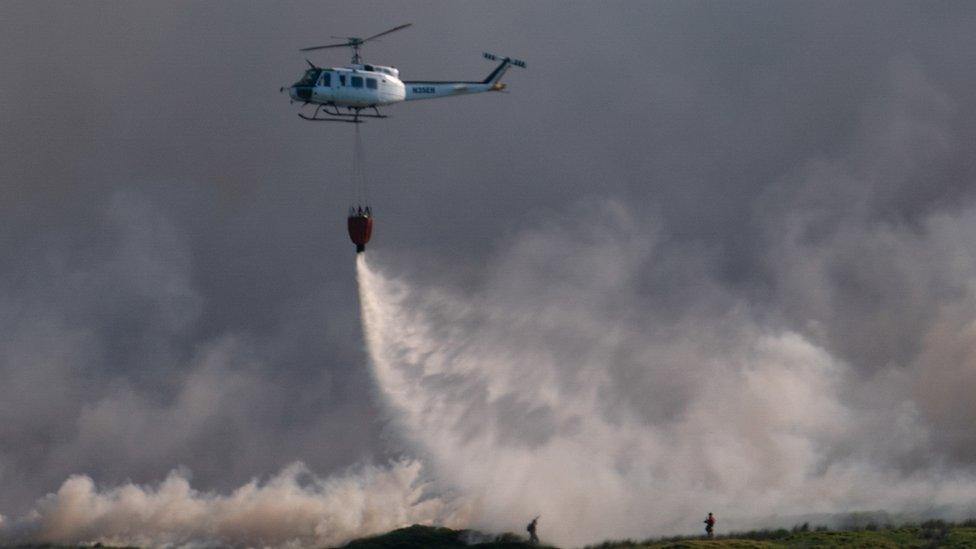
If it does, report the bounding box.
[363,23,412,42]
[300,24,410,53]
[300,41,351,52]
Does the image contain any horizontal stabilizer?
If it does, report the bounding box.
[483,52,527,68]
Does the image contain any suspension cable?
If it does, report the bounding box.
[352,124,370,208]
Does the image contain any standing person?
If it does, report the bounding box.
[527,516,540,545]
[704,512,716,538]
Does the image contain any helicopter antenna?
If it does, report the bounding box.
[301,23,412,64]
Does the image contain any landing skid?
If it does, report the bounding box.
[299,104,388,123]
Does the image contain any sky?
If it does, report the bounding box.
[4,1,976,546]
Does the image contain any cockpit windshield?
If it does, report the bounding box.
[296,68,320,86]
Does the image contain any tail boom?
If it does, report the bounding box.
[403,53,524,101]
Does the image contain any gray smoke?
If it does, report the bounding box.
[1,460,461,547]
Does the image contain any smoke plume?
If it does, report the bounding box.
[355,198,976,546]
[1,460,461,548]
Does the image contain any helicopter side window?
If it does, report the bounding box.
[298,69,319,86]
[366,78,377,89]
[339,74,346,86]
[351,76,364,88]
[319,72,331,87]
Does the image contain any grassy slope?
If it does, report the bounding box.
[4,522,975,548]
[333,522,976,548]
[591,524,976,548]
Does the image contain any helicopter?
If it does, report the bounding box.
[281,23,525,123]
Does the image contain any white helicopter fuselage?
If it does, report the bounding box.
[294,65,405,107]
[287,57,518,111]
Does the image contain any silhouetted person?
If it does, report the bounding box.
[527,516,539,545]
[704,512,716,538]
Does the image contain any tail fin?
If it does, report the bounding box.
[482,53,526,90]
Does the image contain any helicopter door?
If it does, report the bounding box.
[350,76,364,95]
[312,72,332,103]
[334,73,349,103]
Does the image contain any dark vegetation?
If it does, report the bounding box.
[0,546,138,549]
[333,524,556,549]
